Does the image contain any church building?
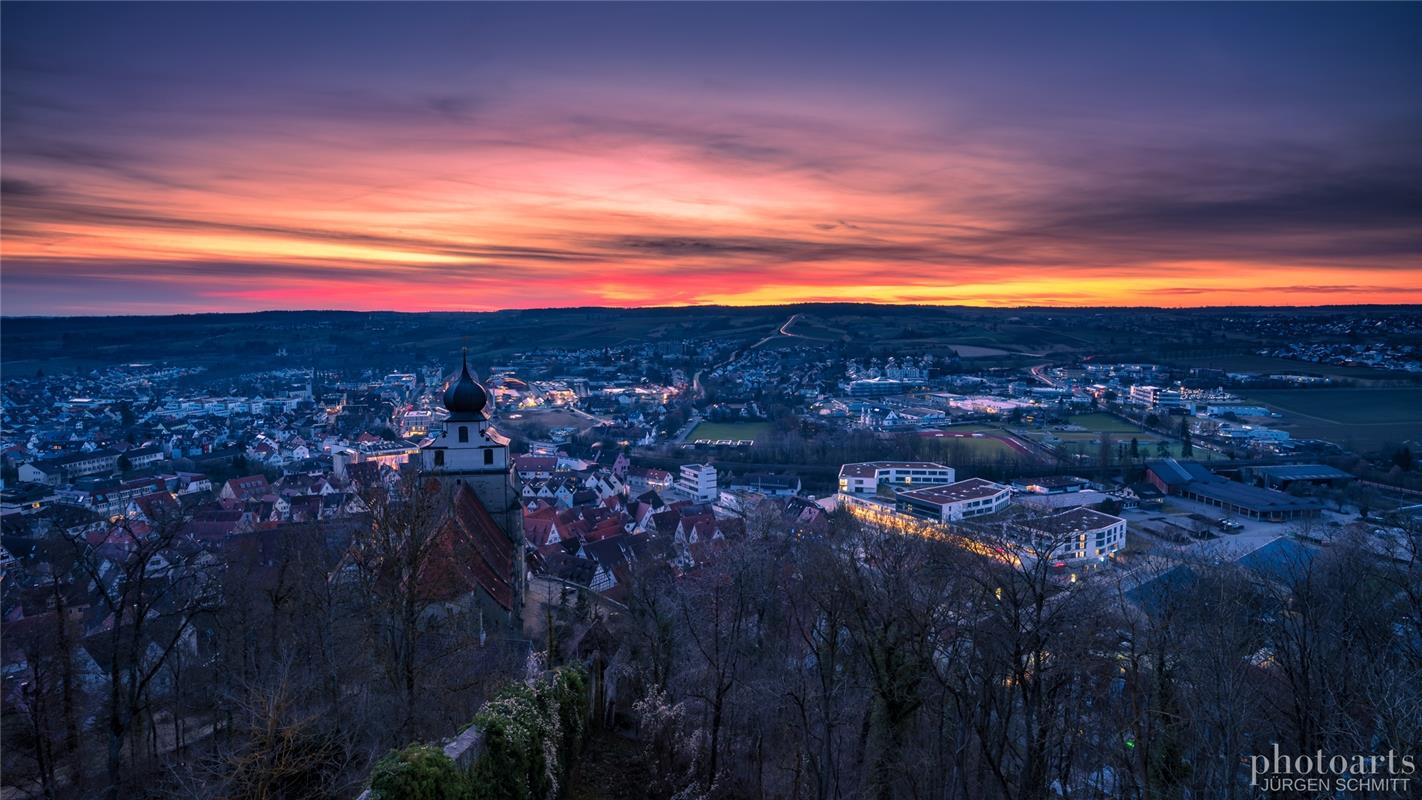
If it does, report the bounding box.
[418,352,525,629]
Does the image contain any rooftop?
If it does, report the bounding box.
[1020,507,1123,538]
[1252,464,1354,481]
[898,477,1008,504]
[839,461,953,479]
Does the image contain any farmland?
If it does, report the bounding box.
[1242,388,1422,450]
[1160,353,1402,382]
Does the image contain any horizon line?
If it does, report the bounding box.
[5,299,1422,321]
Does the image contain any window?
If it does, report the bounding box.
[458,426,469,443]
[434,450,444,466]
[484,449,494,465]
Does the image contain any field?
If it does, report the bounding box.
[500,408,600,434]
[1066,413,1140,433]
[1242,388,1422,451]
[1043,413,1219,461]
[918,429,1039,463]
[1161,353,1400,382]
[688,421,773,444]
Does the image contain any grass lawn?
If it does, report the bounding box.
[689,420,774,443]
[1044,414,1223,462]
[940,423,1002,433]
[1066,413,1140,433]
[922,435,1034,462]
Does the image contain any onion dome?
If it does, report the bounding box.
[443,350,488,418]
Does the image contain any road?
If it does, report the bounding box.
[568,405,614,427]
[691,313,803,399]
[747,312,808,350]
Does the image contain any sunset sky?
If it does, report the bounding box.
[3,2,1420,315]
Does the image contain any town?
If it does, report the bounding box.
[2,304,1420,798]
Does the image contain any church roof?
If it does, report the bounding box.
[422,482,516,611]
[443,351,489,420]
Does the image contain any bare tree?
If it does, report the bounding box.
[64,518,220,800]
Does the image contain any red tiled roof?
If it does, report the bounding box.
[421,483,517,611]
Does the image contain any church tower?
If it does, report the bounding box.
[420,351,524,626]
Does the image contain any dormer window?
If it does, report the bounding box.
[459,426,469,443]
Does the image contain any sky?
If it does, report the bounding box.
[2,2,1420,315]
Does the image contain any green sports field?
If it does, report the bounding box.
[1066,413,1140,433]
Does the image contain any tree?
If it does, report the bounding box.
[1178,419,1193,458]
[349,473,457,738]
[64,518,220,799]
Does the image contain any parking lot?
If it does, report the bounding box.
[1123,496,1310,560]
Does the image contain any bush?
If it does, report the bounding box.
[369,744,472,800]
[369,666,589,800]
[469,666,590,800]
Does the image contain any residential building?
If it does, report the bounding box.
[676,463,718,503]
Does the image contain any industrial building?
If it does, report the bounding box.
[1146,458,1320,522]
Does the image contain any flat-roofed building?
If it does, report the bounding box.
[848,378,908,397]
[677,463,718,503]
[1250,464,1354,491]
[838,461,955,495]
[1015,507,1126,562]
[1010,475,1090,495]
[1129,385,1182,409]
[896,477,1011,522]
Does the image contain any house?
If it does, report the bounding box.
[127,491,181,524]
[21,448,121,484]
[220,475,271,503]
[626,466,674,494]
[580,535,647,595]
[515,455,558,481]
